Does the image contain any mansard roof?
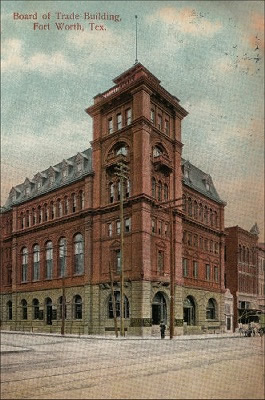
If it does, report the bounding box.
[181,158,225,205]
[4,148,92,209]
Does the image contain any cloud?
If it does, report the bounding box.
[1,116,91,203]
[1,38,76,75]
[147,7,222,36]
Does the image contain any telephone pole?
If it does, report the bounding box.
[158,197,182,339]
[114,160,129,337]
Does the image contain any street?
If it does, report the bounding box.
[1,332,264,399]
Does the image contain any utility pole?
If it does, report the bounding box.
[61,274,65,335]
[114,160,129,337]
[109,262,118,338]
[158,197,182,339]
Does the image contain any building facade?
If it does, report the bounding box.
[225,224,261,331]
[0,63,226,336]
[257,242,265,313]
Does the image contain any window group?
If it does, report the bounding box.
[21,233,84,283]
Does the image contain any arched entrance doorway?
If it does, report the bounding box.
[183,296,196,325]
[45,297,52,325]
[152,292,167,325]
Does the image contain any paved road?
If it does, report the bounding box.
[1,332,264,399]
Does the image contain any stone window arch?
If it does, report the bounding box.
[21,299,28,320]
[108,291,129,319]
[206,298,217,320]
[32,299,40,319]
[183,296,196,326]
[73,295,82,319]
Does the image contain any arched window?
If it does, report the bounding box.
[164,184,168,201]
[73,295,82,319]
[72,193,77,212]
[152,178,156,198]
[59,237,67,277]
[116,145,128,156]
[199,203,203,221]
[58,296,67,320]
[33,244,40,281]
[239,245,242,262]
[182,195,186,212]
[204,206,208,224]
[50,201,55,220]
[46,241,53,279]
[183,296,196,326]
[153,146,162,158]
[194,201,198,219]
[206,298,216,320]
[108,291,129,318]
[38,205,42,224]
[21,299,28,320]
[74,234,84,275]
[158,181,162,201]
[79,191,85,209]
[64,197,69,215]
[21,247,28,282]
[32,299,40,319]
[246,248,249,264]
[188,198,192,216]
[214,211,218,227]
[20,212,24,229]
[210,209,213,226]
[32,208,36,225]
[7,301,12,320]
[58,199,63,217]
[126,180,130,198]
[25,210,30,227]
[109,182,115,203]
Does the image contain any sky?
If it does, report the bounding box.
[1,0,264,240]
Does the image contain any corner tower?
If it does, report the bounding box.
[86,63,188,336]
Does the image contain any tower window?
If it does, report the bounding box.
[125,108,132,125]
[117,113,122,130]
[157,115,162,130]
[150,109,155,124]
[108,118,113,134]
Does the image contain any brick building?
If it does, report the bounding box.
[257,242,265,312]
[0,63,226,336]
[225,224,261,330]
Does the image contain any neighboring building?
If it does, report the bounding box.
[257,242,265,312]
[0,63,226,336]
[225,224,260,331]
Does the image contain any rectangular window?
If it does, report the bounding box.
[117,113,122,130]
[193,261,198,278]
[158,221,162,235]
[107,223,112,237]
[157,114,162,130]
[206,264,211,280]
[183,258,188,277]
[157,250,164,274]
[116,220,121,235]
[194,235,198,247]
[187,233,192,246]
[165,119,169,135]
[152,219,156,233]
[199,237,203,249]
[214,266,219,282]
[165,223,169,236]
[125,108,132,125]
[7,269,12,285]
[22,264,27,282]
[125,218,131,233]
[116,249,121,274]
[108,118,113,134]
[46,260,53,279]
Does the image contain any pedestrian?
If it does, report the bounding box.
[160,320,166,339]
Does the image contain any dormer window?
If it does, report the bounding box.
[49,176,55,185]
[77,162,82,172]
[37,181,42,189]
[62,169,68,179]
[25,187,30,196]
[205,182,210,191]
[184,169,189,179]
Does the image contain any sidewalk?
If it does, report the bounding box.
[1,329,244,343]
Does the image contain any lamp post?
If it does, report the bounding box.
[114,160,129,337]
